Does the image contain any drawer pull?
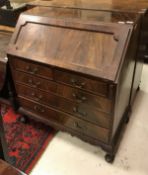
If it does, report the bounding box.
[28,79,33,83]
[28,79,41,88]
[31,92,35,97]
[74,121,86,130]
[38,95,43,99]
[26,66,30,71]
[72,93,87,103]
[70,79,85,88]
[26,66,38,74]
[36,82,41,86]
[31,93,43,101]
[73,107,87,116]
[34,105,45,113]
[36,95,43,101]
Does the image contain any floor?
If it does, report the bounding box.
[30,64,148,175]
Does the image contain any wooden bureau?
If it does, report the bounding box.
[7,7,142,162]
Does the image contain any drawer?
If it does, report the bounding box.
[13,71,113,113]
[54,70,109,97]
[18,97,110,143]
[10,57,53,80]
[16,84,111,129]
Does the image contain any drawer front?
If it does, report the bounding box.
[18,97,109,143]
[13,71,113,113]
[10,57,53,80]
[16,84,111,129]
[54,70,109,97]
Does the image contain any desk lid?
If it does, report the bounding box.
[7,7,134,82]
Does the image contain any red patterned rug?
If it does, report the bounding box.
[1,106,55,174]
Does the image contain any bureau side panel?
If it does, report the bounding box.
[112,22,141,139]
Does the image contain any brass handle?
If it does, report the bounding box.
[26,66,38,74]
[26,65,30,71]
[74,121,85,130]
[36,81,41,86]
[72,93,87,103]
[28,79,36,87]
[28,79,33,83]
[28,79,40,88]
[34,105,45,113]
[33,68,38,74]
[31,93,43,101]
[31,92,35,97]
[73,106,87,116]
[36,95,43,101]
[70,79,85,88]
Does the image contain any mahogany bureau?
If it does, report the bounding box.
[7,7,142,162]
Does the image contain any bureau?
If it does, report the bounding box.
[7,7,142,162]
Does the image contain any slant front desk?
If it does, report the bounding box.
[7,7,142,162]
[28,0,148,63]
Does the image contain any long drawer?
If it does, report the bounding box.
[16,83,111,128]
[12,71,113,113]
[18,97,110,143]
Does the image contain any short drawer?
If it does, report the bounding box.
[16,84,111,129]
[13,71,113,113]
[10,57,53,80]
[54,70,109,97]
[18,97,110,143]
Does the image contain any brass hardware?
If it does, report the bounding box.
[28,79,33,83]
[26,65,30,71]
[36,81,41,86]
[31,93,43,101]
[34,105,45,113]
[70,78,85,88]
[31,92,35,96]
[27,79,40,88]
[33,67,38,73]
[26,65,38,74]
[34,105,38,110]
[72,93,87,103]
[36,95,43,101]
[73,106,87,116]
[38,95,43,99]
[74,121,85,130]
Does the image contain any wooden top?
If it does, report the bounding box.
[24,6,138,24]
[7,7,134,82]
[28,0,148,13]
[0,159,26,175]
